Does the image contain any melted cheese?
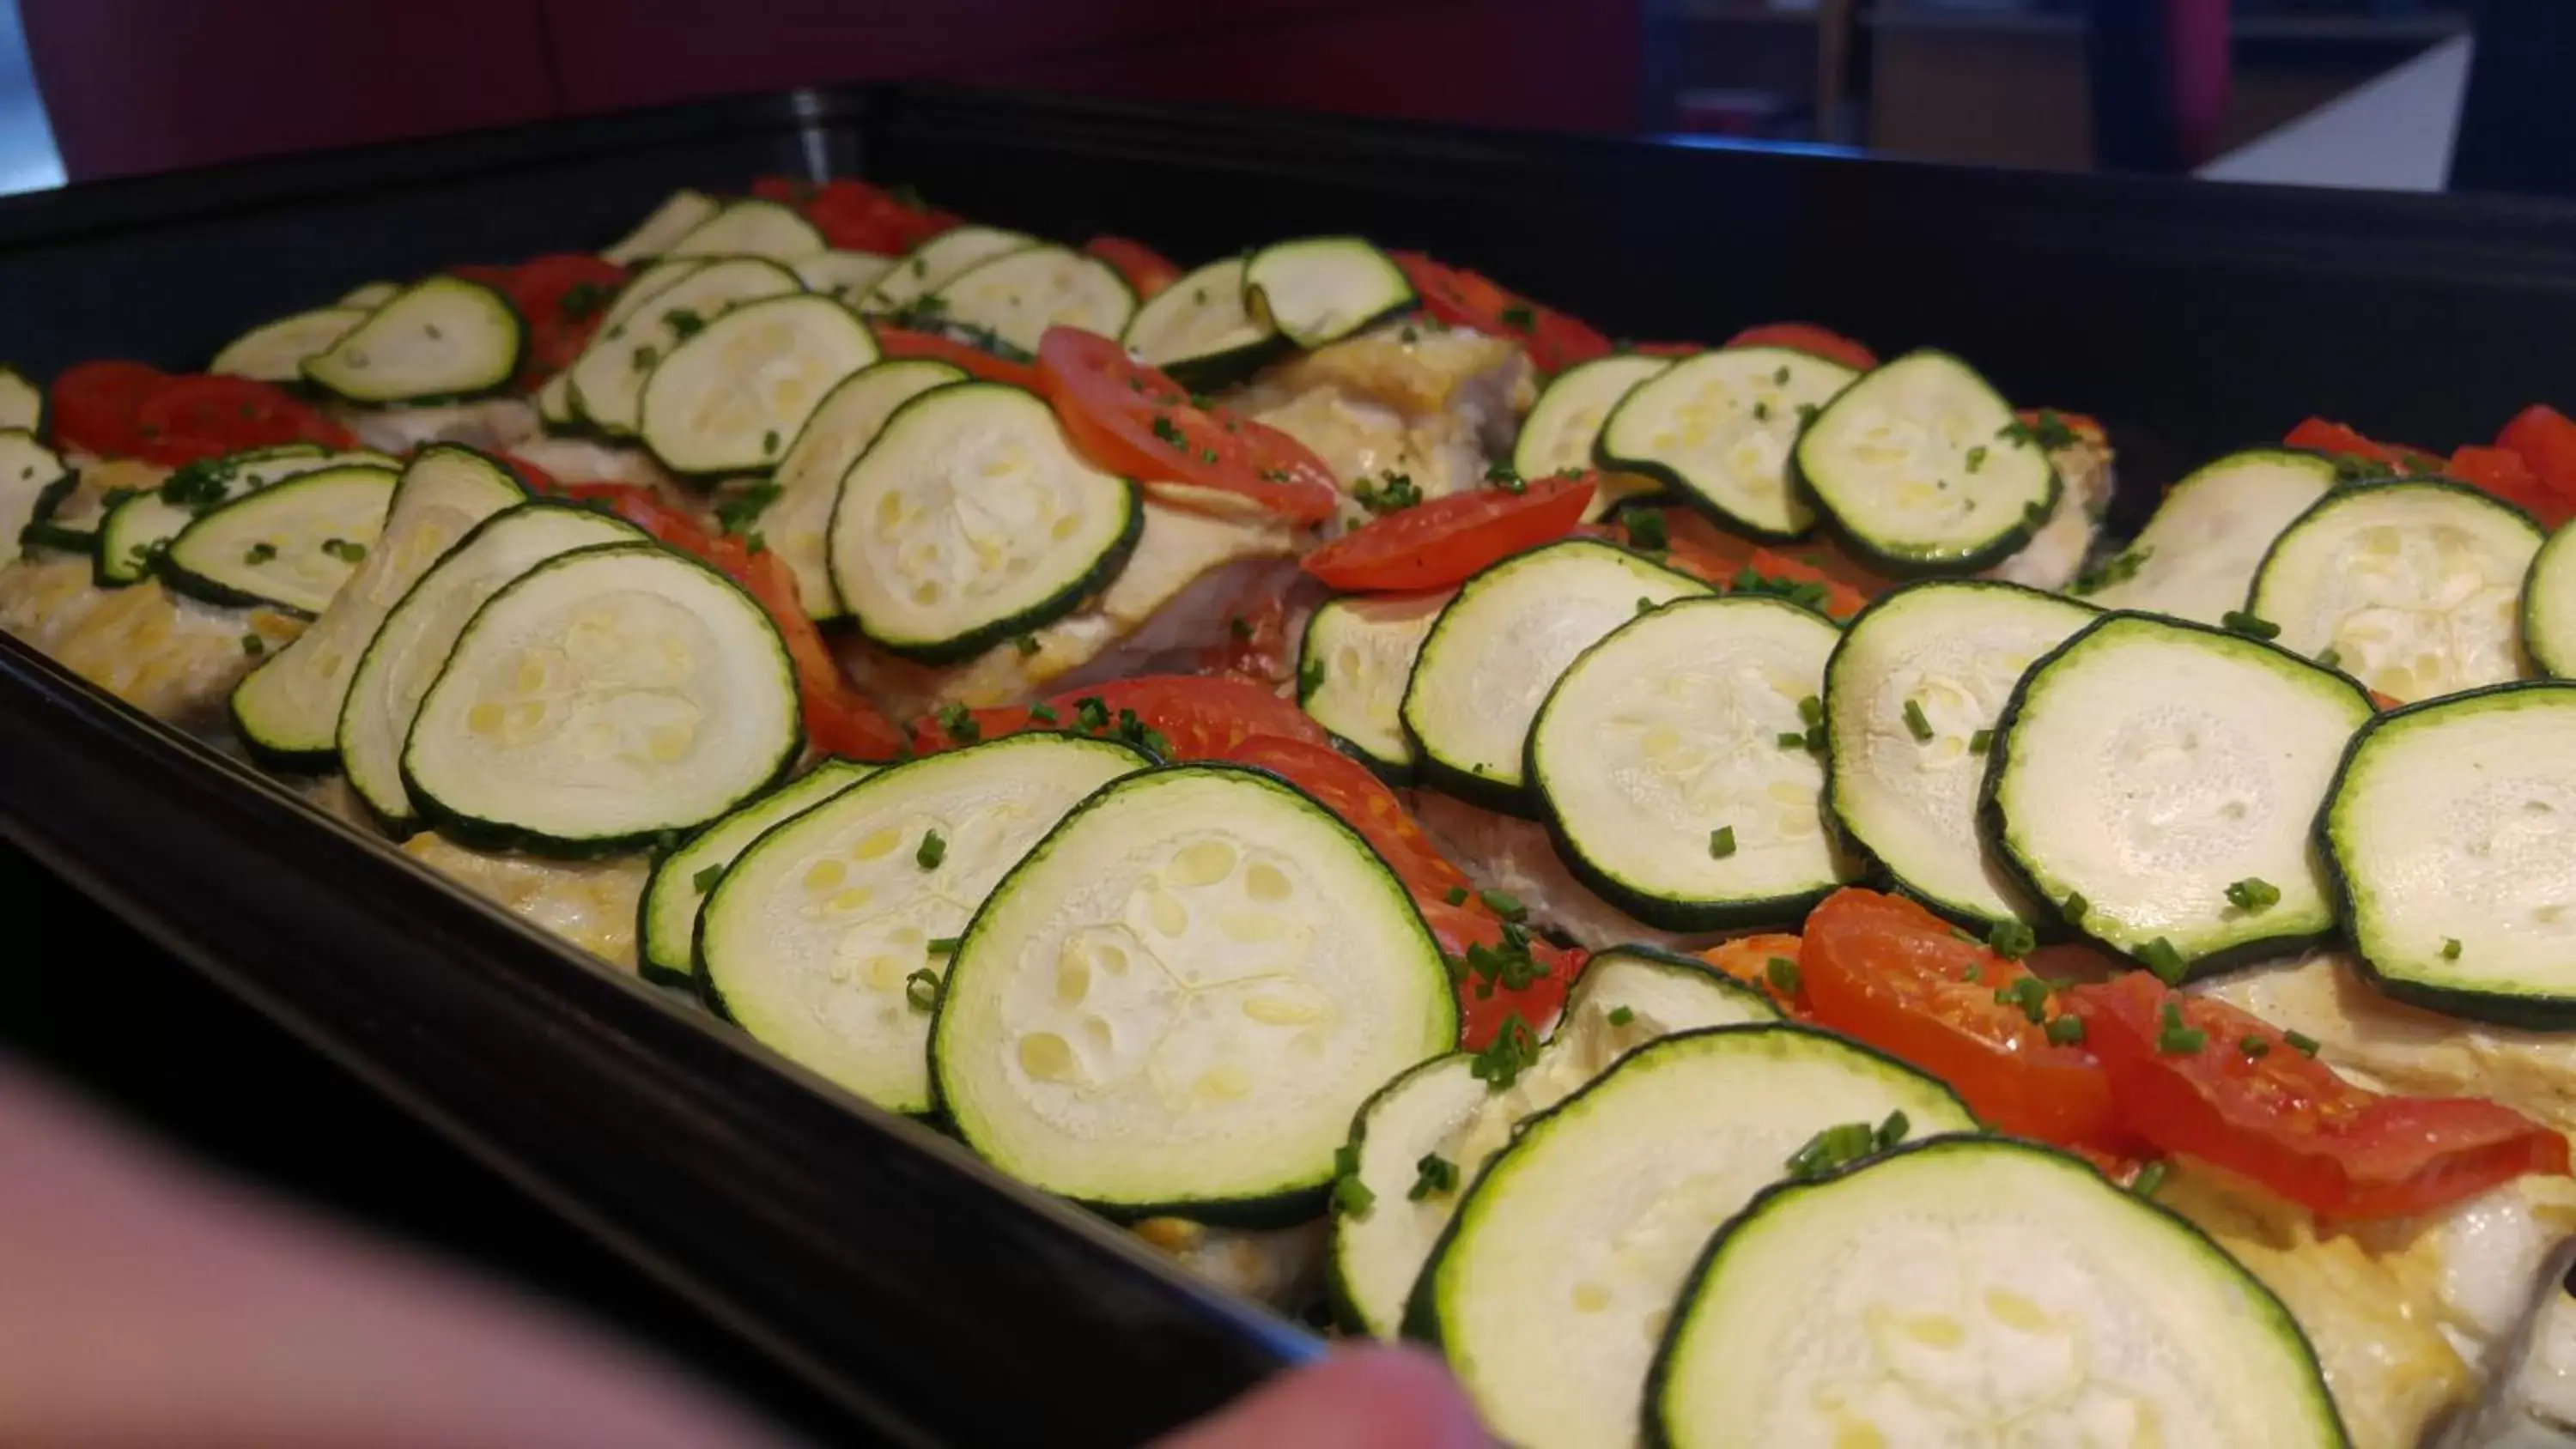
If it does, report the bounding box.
[398,833,650,971]
[0,552,302,731]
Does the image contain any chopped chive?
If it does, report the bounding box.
[2224,876,2281,912]
[915,828,947,870]
[2317,647,2342,670]
[2061,891,2089,925]
[2221,609,2281,640]
[240,634,266,657]
[1478,888,1527,922]
[904,968,942,1013]
[241,541,276,565]
[1028,702,1060,724]
[762,428,781,454]
[1765,955,1801,996]
[1406,1152,1460,1202]
[926,935,961,955]
[1777,731,1809,749]
[2131,1161,2168,1197]
[2442,937,2464,960]
[1965,445,1988,473]
[2137,937,2188,985]
[2045,1014,2086,1046]
[1874,1110,1910,1151]
[1902,699,1934,743]
[1012,633,1041,657]
[1996,975,2050,1022]
[2154,1000,2206,1055]
[1797,694,1824,727]
[1607,1005,1635,1028]
[1784,1119,1878,1180]
[1709,825,1737,858]
[2239,1034,2270,1058]
[1962,964,1982,983]
[1445,885,1468,906]
[935,701,979,744]
[1969,728,1994,755]
[1771,365,1790,385]
[1470,1014,1540,1090]
[2284,1029,2321,1057]
[1636,596,1656,615]
[691,864,726,893]
[1625,510,1668,550]
[1986,919,2036,960]
[1333,1168,1377,1217]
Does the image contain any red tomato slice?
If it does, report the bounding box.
[754,177,959,253]
[1303,474,1594,591]
[1214,734,1470,896]
[1388,250,1613,373]
[908,673,1331,759]
[1036,327,1340,524]
[50,359,168,458]
[2448,444,2569,528]
[1701,934,1811,1015]
[871,326,1042,391]
[2500,404,2576,510]
[131,375,354,465]
[2017,408,2108,447]
[1723,322,1878,372]
[2282,417,2443,475]
[491,253,628,380]
[2065,973,2567,1219]
[1800,888,2129,1149]
[1083,236,1182,301]
[1419,895,1583,1051]
[558,483,908,760]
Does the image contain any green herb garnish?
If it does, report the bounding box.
[904,968,942,1012]
[1710,826,1737,859]
[1407,1153,1460,1201]
[915,828,947,870]
[2225,876,2280,913]
[2221,609,2281,640]
[1903,698,1935,743]
[2137,937,2188,985]
[692,864,726,893]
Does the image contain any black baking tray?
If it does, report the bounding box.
[8,82,2576,1446]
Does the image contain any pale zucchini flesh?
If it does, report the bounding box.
[1400,538,1710,811]
[0,366,40,433]
[338,501,643,830]
[2324,682,2576,1028]
[826,382,1141,663]
[665,197,825,260]
[764,358,965,621]
[1532,596,1852,930]
[702,735,1145,1113]
[934,766,1457,1222]
[535,368,577,429]
[228,446,525,766]
[1651,1137,2343,1449]
[338,280,402,309]
[95,446,396,588]
[161,465,399,617]
[1987,611,2371,977]
[2081,448,2336,624]
[301,276,524,403]
[860,227,1037,316]
[1329,946,1775,1340]
[211,306,370,382]
[1297,590,1451,781]
[1597,346,1852,538]
[1825,579,2097,928]
[792,250,901,307]
[1795,349,2058,573]
[1516,355,1669,484]
[926,245,1136,356]
[1413,1024,1976,1449]
[2525,523,2576,679]
[0,430,70,553]
[637,757,877,988]
[566,257,801,436]
[601,188,721,265]
[2251,478,2543,704]
[1243,236,1415,349]
[402,543,801,853]
[635,293,881,476]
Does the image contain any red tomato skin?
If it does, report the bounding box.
[1419,896,1582,1050]
[1386,250,1611,373]
[1800,888,2129,1149]
[131,375,355,465]
[1723,322,1879,371]
[1301,475,1595,591]
[2500,403,2576,504]
[2066,973,2568,1219]
[2447,444,2568,528]
[1082,237,1183,301]
[872,327,1043,391]
[50,360,167,457]
[1036,328,1340,524]
[486,253,628,382]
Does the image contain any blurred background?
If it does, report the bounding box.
[0,0,2559,200]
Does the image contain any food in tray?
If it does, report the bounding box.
[19,171,2576,1448]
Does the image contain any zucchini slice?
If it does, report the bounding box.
[792,249,900,307]
[1794,349,2058,573]
[1532,596,1852,930]
[2324,682,2576,1027]
[20,470,103,553]
[826,382,1141,663]
[2529,523,2576,678]
[936,765,1457,1222]
[2079,448,2336,624]
[0,366,39,433]
[338,280,402,309]
[302,276,525,403]
[704,734,1148,1113]
[1411,1025,1976,1449]
[596,256,707,334]
[95,446,396,588]
[229,446,525,767]
[765,358,966,621]
[1596,346,1856,539]
[926,245,1136,356]
[534,367,577,430]
[636,757,877,989]
[1988,611,2372,979]
[162,464,399,616]
[1119,256,1285,390]
[210,306,369,382]
[1512,353,1672,521]
[1400,538,1710,812]
[1329,946,1775,1340]
[0,429,68,552]
[1650,1137,2342,1449]
[566,257,801,436]
[402,542,801,854]
[338,501,645,831]
[2251,477,2542,703]
[635,294,881,476]
[1298,590,1451,783]
[1825,579,2097,929]
[860,226,1037,316]
[665,197,825,260]
[1243,237,1415,349]
[602,189,721,265]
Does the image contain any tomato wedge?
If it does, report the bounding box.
[2065,972,2567,1219]
[131,375,355,466]
[872,326,1042,391]
[2447,444,2570,527]
[1799,888,2129,1150]
[1303,474,1594,591]
[1419,894,1583,1051]
[2282,416,2443,475]
[471,253,628,384]
[557,484,908,761]
[753,177,958,254]
[910,673,1328,757]
[50,360,168,458]
[1083,236,1182,301]
[2500,404,2576,511]
[1036,327,1340,524]
[1722,322,1878,372]
[1388,250,1613,373]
